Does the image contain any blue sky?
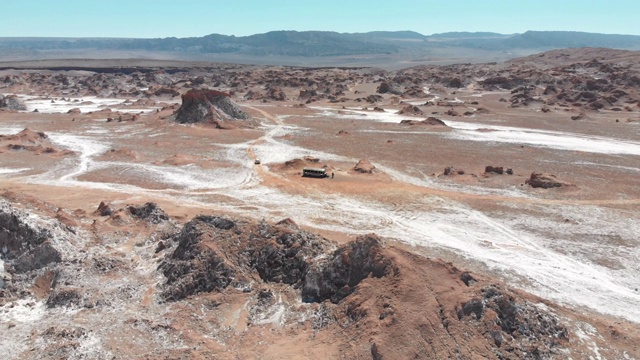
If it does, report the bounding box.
[2,0,638,38]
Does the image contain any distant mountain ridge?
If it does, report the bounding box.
[1,30,640,67]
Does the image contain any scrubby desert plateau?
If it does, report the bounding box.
[1,48,639,359]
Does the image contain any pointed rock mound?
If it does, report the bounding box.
[173,89,251,128]
[396,105,424,116]
[353,159,375,174]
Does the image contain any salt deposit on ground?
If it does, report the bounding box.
[11,95,161,114]
[443,121,640,156]
[0,168,31,175]
[312,107,640,156]
[3,98,639,327]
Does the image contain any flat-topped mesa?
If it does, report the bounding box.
[173,89,251,128]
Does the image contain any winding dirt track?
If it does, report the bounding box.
[1,94,639,326]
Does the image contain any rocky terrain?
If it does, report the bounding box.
[1,47,639,359]
[1,199,635,359]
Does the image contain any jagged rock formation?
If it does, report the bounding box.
[456,285,569,358]
[158,215,334,301]
[127,202,170,224]
[0,198,634,359]
[0,94,26,111]
[95,201,113,216]
[302,234,392,303]
[0,201,61,274]
[173,89,250,128]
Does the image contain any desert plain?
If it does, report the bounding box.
[0,48,639,359]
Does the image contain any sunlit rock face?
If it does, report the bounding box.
[173,89,250,128]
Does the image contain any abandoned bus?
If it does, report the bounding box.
[302,167,327,178]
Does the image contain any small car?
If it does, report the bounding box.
[254,159,261,164]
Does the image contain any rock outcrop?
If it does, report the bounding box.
[0,94,26,111]
[376,82,401,95]
[127,202,170,224]
[526,172,572,188]
[396,105,424,116]
[0,129,74,156]
[0,128,48,144]
[158,215,333,301]
[400,117,448,126]
[485,166,504,175]
[158,217,397,306]
[173,89,250,128]
[95,201,114,216]
[444,166,465,176]
[353,159,375,174]
[0,201,61,274]
[457,285,569,357]
[302,234,392,303]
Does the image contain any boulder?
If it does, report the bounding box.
[423,117,447,125]
[298,89,319,103]
[353,159,375,174]
[444,167,465,176]
[363,94,383,103]
[275,218,299,229]
[396,105,424,116]
[485,166,504,175]
[376,82,401,95]
[96,201,113,216]
[525,173,571,189]
[400,117,448,126]
[571,112,587,121]
[154,87,180,97]
[447,78,464,88]
[127,202,170,224]
[446,108,460,116]
[266,86,287,101]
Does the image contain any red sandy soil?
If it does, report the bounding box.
[1,49,639,359]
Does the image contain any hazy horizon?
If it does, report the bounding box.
[2,0,639,38]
